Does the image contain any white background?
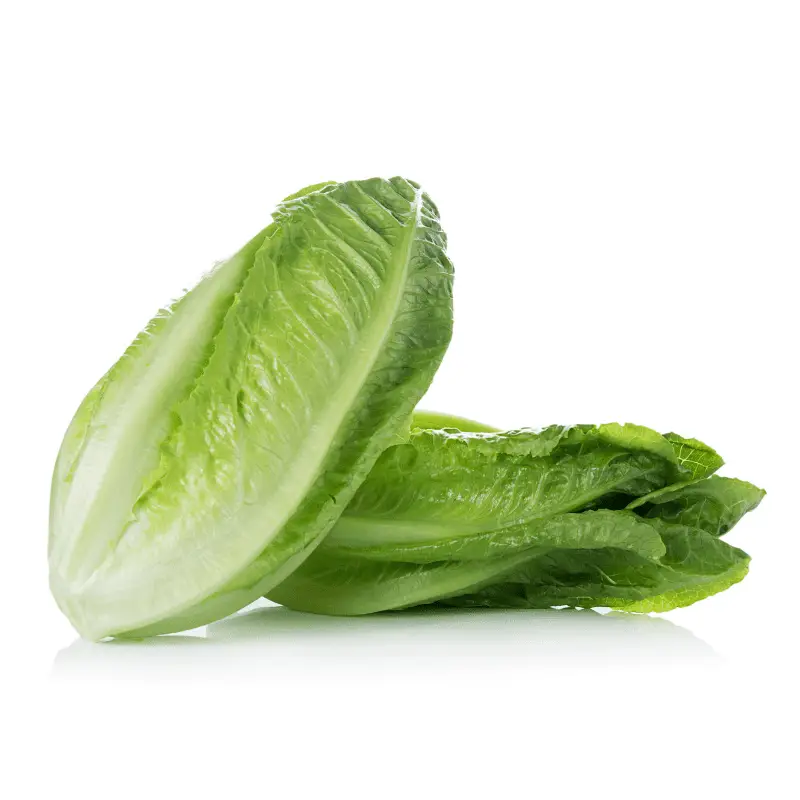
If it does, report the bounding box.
[2,2,798,797]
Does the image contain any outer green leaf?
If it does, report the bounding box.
[443,522,750,613]
[319,424,686,554]
[267,511,667,615]
[662,433,724,480]
[626,433,726,511]
[50,177,453,639]
[634,476,765,536]
[268,511,752,616]
[618,523,751,611]
[266,549,538,616]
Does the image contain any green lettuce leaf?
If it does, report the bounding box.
[632,476,765,536]
[441,521,751,612]
[50,177,453,639]
[321,424,687,552]
[266,510,666,615]
[662,433,724,480]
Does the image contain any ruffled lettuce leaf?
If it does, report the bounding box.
[631,476,765,536]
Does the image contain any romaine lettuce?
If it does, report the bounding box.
[49,178,454,639]
[267,419,764,615]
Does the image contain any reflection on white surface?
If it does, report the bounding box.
[53,602,717,682]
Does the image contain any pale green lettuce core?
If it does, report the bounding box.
[49,177,454,640]
[267,419,764,615]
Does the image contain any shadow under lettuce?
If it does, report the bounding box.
[53,601,717,683]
